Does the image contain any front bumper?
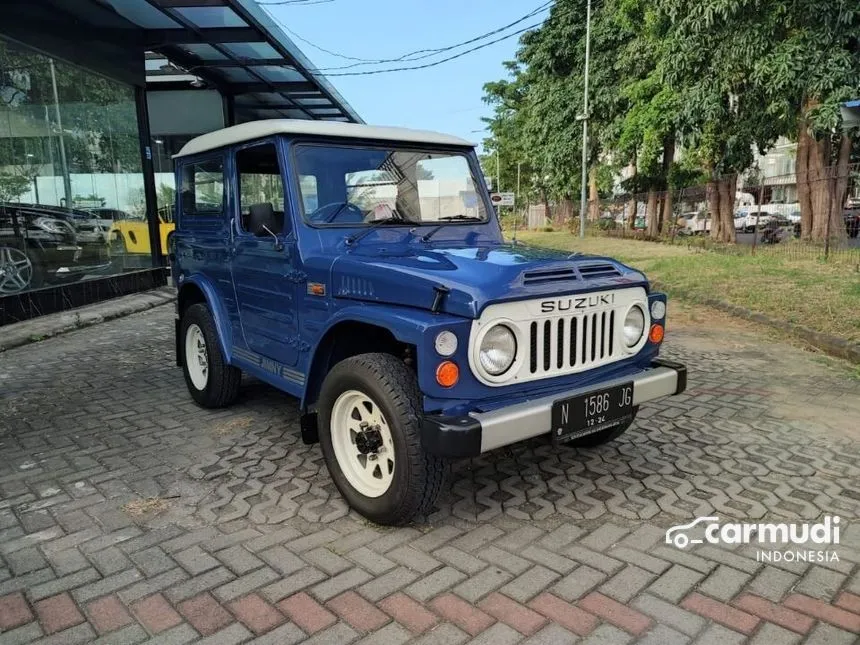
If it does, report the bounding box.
[422,359,686,457]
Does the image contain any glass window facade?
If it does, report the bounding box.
[0,37,152,295]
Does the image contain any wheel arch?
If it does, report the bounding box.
[301,317,417,414]
[177,277,233,363]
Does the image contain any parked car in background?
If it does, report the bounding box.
[59,208,112,245]
[844,209,860,238]
[84,207,129,228]
[0,203,109,294]
[734,209,773,232]
[109,207,175,267]
[678,212,711,235]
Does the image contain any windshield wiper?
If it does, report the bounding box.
[345,216,409,246]
[439,215,482,221]
[421,215,483,242]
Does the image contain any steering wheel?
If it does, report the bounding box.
[308,202,365,224]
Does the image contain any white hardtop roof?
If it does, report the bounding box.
[174,119,475,158]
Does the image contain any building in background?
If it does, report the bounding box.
[0,0,359,325]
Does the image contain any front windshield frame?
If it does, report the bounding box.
[290,140,493,229]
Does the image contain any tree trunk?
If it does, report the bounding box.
[828,133,851,242]
[540,187,552,225]
[809,135,832,240]
[556,196,574,227]
[588,170,599,221]
[796,120,813,240]
[646,189,659,237]
[707,179,721,239]
[661,190,674,236]
[661,136,676,235]
[719,175,737,243]
[626,158,638,230]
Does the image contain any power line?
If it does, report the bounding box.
[263,1,552,69]
[318,23,543,77]
[314,2,553,71]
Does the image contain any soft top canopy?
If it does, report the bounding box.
[174,119,475,158]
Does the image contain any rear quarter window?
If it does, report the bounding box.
[179,158,225,221]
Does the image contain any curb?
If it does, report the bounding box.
[0,287,177,353]
[654,281,860,365]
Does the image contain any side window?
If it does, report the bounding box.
[236,143,286,233]
[180,158,224,217]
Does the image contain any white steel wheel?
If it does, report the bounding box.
[330,389,395,498]
[0,247,33,294]
[185,323,209,390]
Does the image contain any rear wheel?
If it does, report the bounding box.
[568,407,638,447]
[180,303,241,408]
[318,353,448,526]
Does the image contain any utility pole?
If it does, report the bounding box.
[578,0,593,238]
[496,149,501,193]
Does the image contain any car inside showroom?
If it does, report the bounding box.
[0,0,359,326]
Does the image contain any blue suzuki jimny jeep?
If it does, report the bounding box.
[171,120,686,525]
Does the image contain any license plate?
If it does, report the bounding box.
[551,382,634,444]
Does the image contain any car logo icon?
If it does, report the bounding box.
[665,517,719,549]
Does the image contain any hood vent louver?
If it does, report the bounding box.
[578,263,622,279]
[522,268,579,285]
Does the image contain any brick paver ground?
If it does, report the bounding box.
[1,303,859,644]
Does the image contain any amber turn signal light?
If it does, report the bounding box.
[649,323,665,344]
[435,361,459,388]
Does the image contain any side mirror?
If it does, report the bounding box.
[248,203,284,251]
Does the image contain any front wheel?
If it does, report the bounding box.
[180,303,241,408]
[567,407,638,447]
[318,353,448,526]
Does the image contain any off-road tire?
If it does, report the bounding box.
[318,353,448,526]
[568,407,638,447]
[180,303,241,408]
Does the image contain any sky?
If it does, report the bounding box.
[262,0,551,146]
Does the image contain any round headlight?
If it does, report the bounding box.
[650,300,666,320]
[479,324,517,376]
[623,306,646,347]
[434,331,458,357]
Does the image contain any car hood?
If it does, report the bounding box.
[329,241,648,318]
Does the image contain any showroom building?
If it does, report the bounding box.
[0,0,360,325]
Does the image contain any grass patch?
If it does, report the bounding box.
[213,416,254,436]
[515,231,860,343]
[122,497,169,517]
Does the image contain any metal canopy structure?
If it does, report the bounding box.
[107,0,362,124]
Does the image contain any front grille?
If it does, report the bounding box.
[469,286,647,386]
[528,310,616,375]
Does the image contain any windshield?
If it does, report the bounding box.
[293,144,488,227]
